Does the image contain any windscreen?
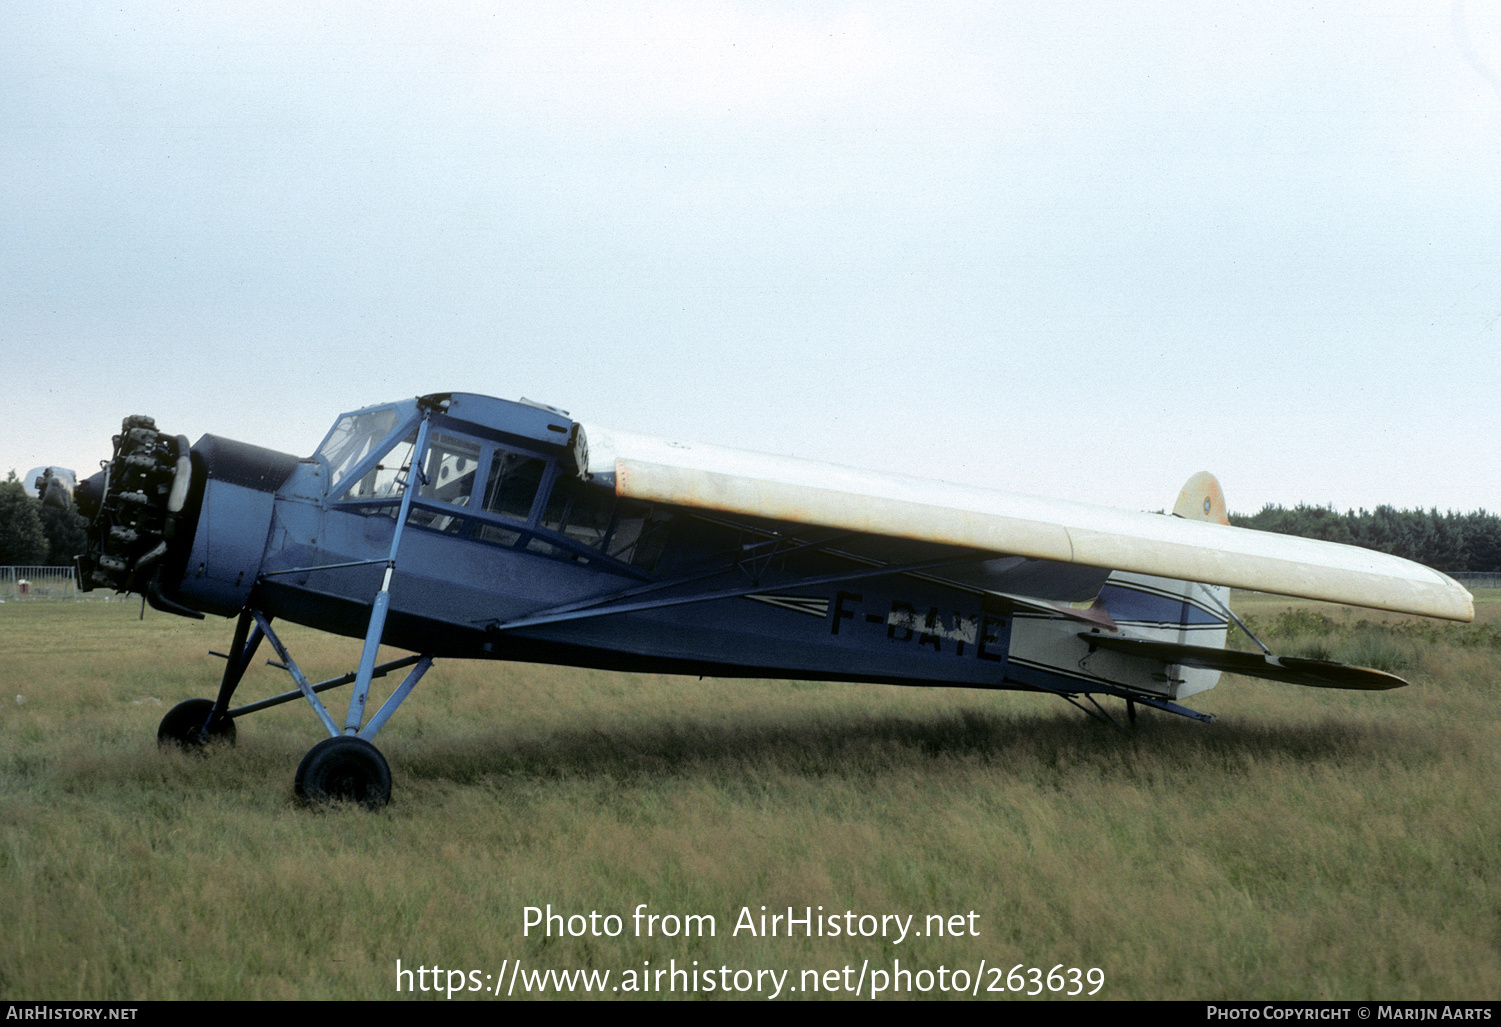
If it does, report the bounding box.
[318,408,407,493]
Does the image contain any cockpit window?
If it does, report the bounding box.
[320,408,402,491]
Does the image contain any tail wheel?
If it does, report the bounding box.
[295,736,392,810]
[158,698,236,749]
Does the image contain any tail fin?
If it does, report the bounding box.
[1173,471,1229,525]
[1092,472,1234,700]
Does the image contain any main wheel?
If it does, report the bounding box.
[158,698,236,749]
[295,736,392,810]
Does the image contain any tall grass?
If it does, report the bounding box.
[1,597,1498,999]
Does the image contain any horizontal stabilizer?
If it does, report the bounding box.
[1078,633,1408,690]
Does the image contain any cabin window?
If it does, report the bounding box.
[538,476,672,572]
[482,450,546,521]
[607,499,673,572]
[419,434,482,507]
[407,433,483,533]
[389,429,671,574]
[541,476,614,548]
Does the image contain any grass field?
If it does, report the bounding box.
[1,594,1498,1000]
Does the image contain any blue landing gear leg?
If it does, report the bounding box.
[249,612,432,810]
[185,609,434,810]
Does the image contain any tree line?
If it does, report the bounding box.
[4,465,1499,574]
[1229,504,1501,573]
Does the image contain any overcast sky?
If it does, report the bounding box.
[4,2,1499,515]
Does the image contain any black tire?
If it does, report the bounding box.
[294,736,392,810]
[158,698,236,749]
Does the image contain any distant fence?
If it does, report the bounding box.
[0,565,93,600]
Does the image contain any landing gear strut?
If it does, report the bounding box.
[164,608,433,810]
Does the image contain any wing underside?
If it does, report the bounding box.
[582,426,1473,623]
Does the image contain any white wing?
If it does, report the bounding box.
[581,426,1474,623]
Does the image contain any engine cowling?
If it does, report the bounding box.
[77,417,301,619]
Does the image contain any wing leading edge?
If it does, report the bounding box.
[583,426,1473,623]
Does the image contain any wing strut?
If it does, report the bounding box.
[512,527,857,623]
[481,551,993,634]
[1194,583,1270,655]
